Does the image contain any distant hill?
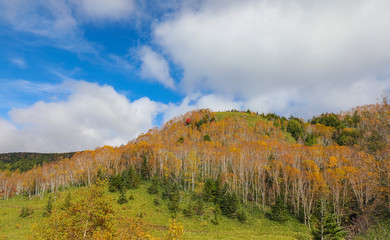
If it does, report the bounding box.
[0,99,389,239]
[0,152,75,172]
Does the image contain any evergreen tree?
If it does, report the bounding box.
[237,208,248,223]
[43,196,53,217]
[217,184,239,219]
[108,174,122,192]
[312,198,347,240]
[97,169,104,180]
[166,183,180,213]
[147,178,160,194]
[140,154,150,180]
[168,191,180,213]
[270,195,288,223]
[117,188,128,205]
[203,178,218,203]
[121,169,130,189]
[125,165,140,189]
[62,192,71,210]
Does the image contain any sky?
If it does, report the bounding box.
[0,0,390,153]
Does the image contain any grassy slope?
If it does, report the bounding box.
[215,111,296,144]
[0,183,311,240]
[215,111,263,126]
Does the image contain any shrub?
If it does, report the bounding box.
[153,197,161,206]
[194,199,205,216]
[287,119,304,141]
[20,206,34,218]
[210,205,221,225]
[183,202,195,218]
[305,133,318,146]
[177,137,184,143]
[31,180,116,239]
[129,193,135,200]
[166,219,184,240]
[238,209,248,223]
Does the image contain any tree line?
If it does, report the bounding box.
[0,152,75,172]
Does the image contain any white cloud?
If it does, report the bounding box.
[0,0,95,53]
[139,46,176,89]
[9,57,26,68]
[0,118,20,152]
[0,80,164,153]
[0,0,135,53]
[1,77,386,153]
[163,93,243,122]
[154,0,390,117]
[70,0,134,21]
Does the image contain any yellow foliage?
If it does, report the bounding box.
[328,156,337,168]
[165,219,184,240]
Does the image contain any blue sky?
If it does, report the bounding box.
[1,0,390,153]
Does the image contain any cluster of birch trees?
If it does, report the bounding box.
[1,101,388,231]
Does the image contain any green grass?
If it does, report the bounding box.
[0,188,81,239]
[0,183,311,240]
[0,195,44,239]
[215,111,265,127]
[215,111,297,144]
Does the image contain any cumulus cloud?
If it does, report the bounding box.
[0,80,164,153]
[0,80,244,152]
[154,0,390,117]
[139,46,176,89]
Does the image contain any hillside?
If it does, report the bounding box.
[0,99,389,239]
[0,152,75,172]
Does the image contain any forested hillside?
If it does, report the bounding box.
[0,99,389,239]
[0,152,75,172]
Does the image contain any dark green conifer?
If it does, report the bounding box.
[63,192,71,209]
[270,195,288,223]
[147,178,160,194]
[117,188,128,204]
[43,195,53,217]
[312,198,347,240]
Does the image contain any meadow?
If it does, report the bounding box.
[0,183,311,240]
